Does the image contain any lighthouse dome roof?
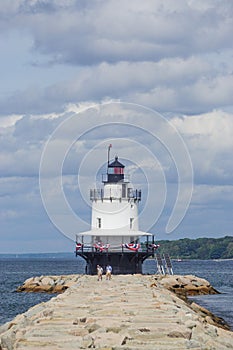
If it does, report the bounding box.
[108,156,125,168]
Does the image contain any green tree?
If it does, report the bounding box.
[224,242,233,258]
[154,235,233,260]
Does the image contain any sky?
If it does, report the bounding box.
[0,0,233,253]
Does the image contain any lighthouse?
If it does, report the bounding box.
[75,145,158,274]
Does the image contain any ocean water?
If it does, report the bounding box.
[0,257,232,329]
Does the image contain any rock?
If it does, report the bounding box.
[16,275,79,294]
[191,323,210,344]
[68,328,89,337]
[190,302,231,330]
[190,302,210,314]
[185,320,197,329]
[92,331,127,348]
[184,285,210,295]
[53,285,68,293]
[56,279,65,285]
[73,317,87,325]
[106,326,122,333]
[188,276,210,287]
[16,282,39,292]
[81,335,94,348]
[23,277,34,285]
[42,309,54,318]
[33,285,53,293]
[186,339,203,348]
[176,276,192,286]
[156,274,220,299]
[41,277,54,286]
[167,327,192,340]
[1,330,16,350]
[86,323,101,333]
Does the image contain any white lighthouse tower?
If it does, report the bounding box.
[76,145,157,274]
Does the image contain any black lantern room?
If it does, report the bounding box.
[107,156,125,183]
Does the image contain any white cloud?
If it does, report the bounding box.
[0,115,23,128]
[1,0,232,64]
[171,110,233,184]
[2,106,232,186]
[172,110,233,143]
[25,1,233,64]
[0,1,232,115]
[1,56,230,115]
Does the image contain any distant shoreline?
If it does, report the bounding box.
[1,253,233,261]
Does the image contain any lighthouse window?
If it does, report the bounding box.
[130,218,134,229]
[108,168,114,174]
[122,184,126,198]
[114,167,123,174]
[97,217,102,228]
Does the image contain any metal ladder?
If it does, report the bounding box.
[155,253,173,275]
[155,253,165,275]
[163,253,174,275]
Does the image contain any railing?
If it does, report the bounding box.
[128,188,141,201]
[76,243,159,255]
[90,188,141,201]
[90,189,104,200]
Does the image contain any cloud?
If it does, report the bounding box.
[0,115,56,177]
[0,1,232,115]
[1,57,233,115]
[1,106,232,185]
[9,0,232,65]
[171,110,233,184]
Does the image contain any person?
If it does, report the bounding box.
[106,264,112,280]
[97,265,103,281]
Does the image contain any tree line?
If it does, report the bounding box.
[148,236,233,259]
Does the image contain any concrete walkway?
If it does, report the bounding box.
[1,275,233,349]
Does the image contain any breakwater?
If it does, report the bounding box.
[1,274,233,349]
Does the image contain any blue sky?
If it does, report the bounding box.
[0,0,233,253]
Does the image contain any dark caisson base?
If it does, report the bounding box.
[76,251,154,275]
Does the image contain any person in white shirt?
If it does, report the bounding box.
[97,265,103,281]
[106,265,112,280]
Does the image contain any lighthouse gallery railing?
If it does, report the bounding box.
[90,188,141,201]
